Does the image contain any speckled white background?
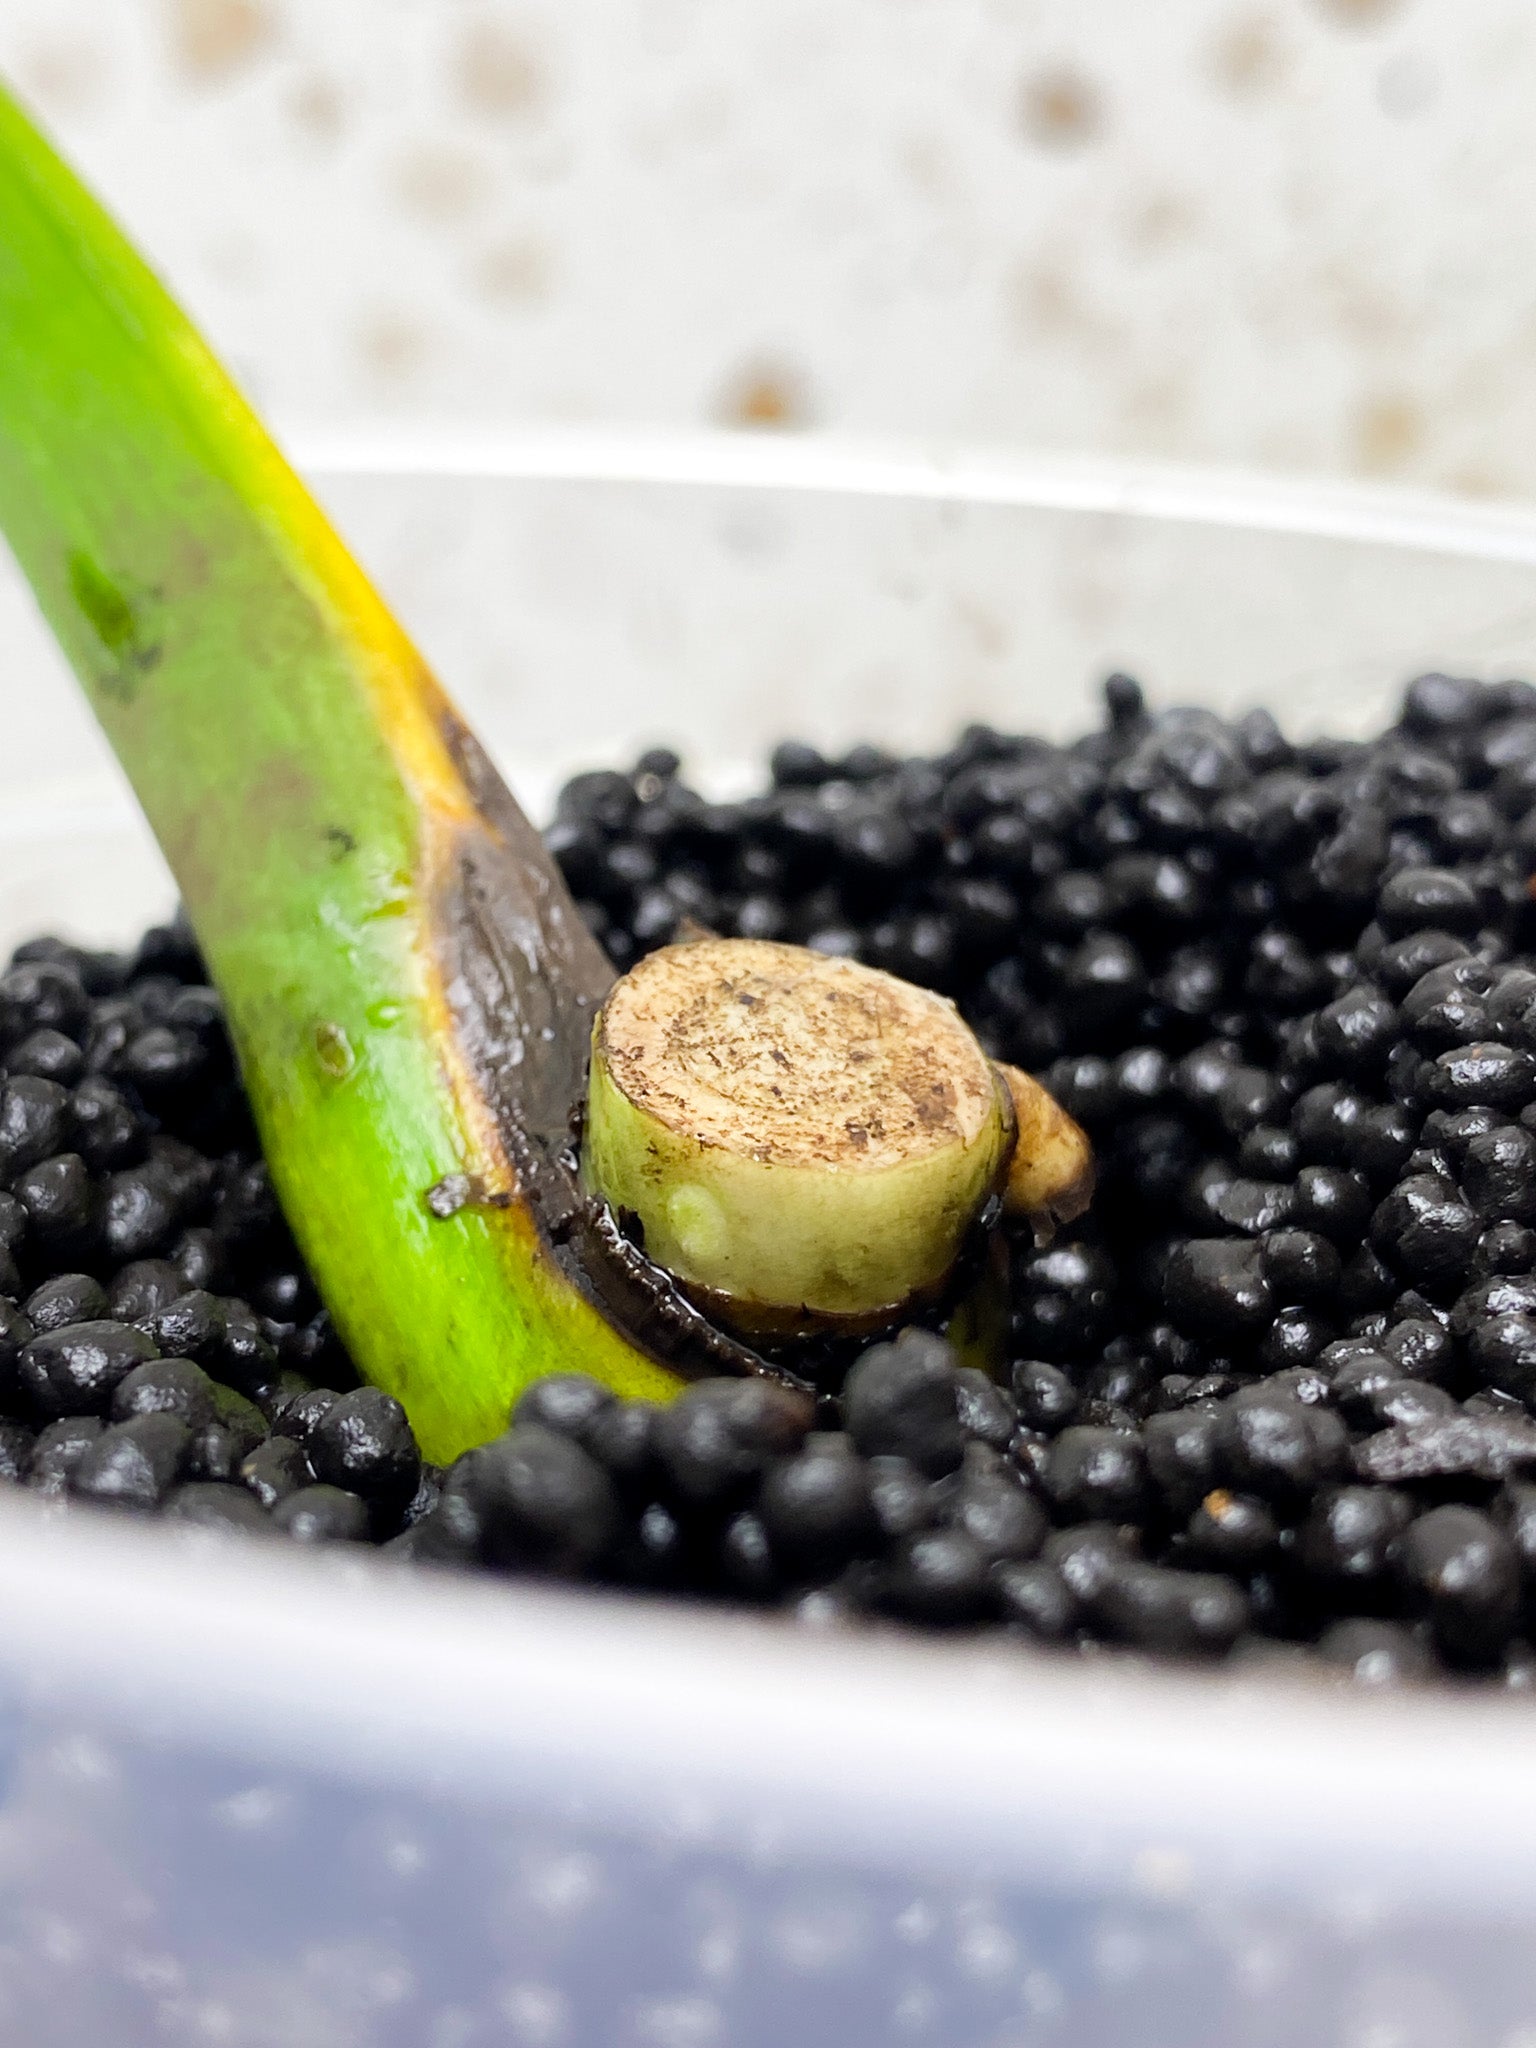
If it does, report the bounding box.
[4,0,1536,498]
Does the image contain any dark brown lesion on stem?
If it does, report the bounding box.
[66,550,163,702]
[423,708,1094,1388]
[427,706,784,1383]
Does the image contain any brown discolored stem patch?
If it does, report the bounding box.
[997,1062,1096,1243]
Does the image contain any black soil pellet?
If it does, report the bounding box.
[649,1378,815,1504]
[21,1320,159,1418]
[24,1273,108,1332]
[110,1356,222,1429]
[307,1386,421,1528]
[273,1483,371,1544]
[163,1480,274,1536]
[71,1413,191,1510]
[1316,1617,1433,1685]
[28,1416,104,1496]
[0,1419,31,1483]
[1396,1504,1521,1665]
[757,1437,877,1577]
[878,1526,994,1625]
[18,670,1536,1682]
[427,1427,620,1574]
[239,1435,314,1511]
[843,1329,965,1475]
[993,1558,1079,1640]
[866,1454,935,1540]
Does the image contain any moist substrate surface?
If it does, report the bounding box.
[13,670,1536,1684]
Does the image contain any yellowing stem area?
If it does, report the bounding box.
[0,81,683,1463]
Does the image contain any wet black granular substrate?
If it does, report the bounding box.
[16,669,1536,1684]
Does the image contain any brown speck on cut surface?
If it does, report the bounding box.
[165,0,277,81]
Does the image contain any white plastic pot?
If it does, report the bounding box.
[2,438,1536,2048]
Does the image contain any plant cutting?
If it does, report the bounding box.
[0,84,1090,1463]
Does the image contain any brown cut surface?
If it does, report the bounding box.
[598,938,1000,1170]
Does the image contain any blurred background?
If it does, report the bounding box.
[5,0,1536,499]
